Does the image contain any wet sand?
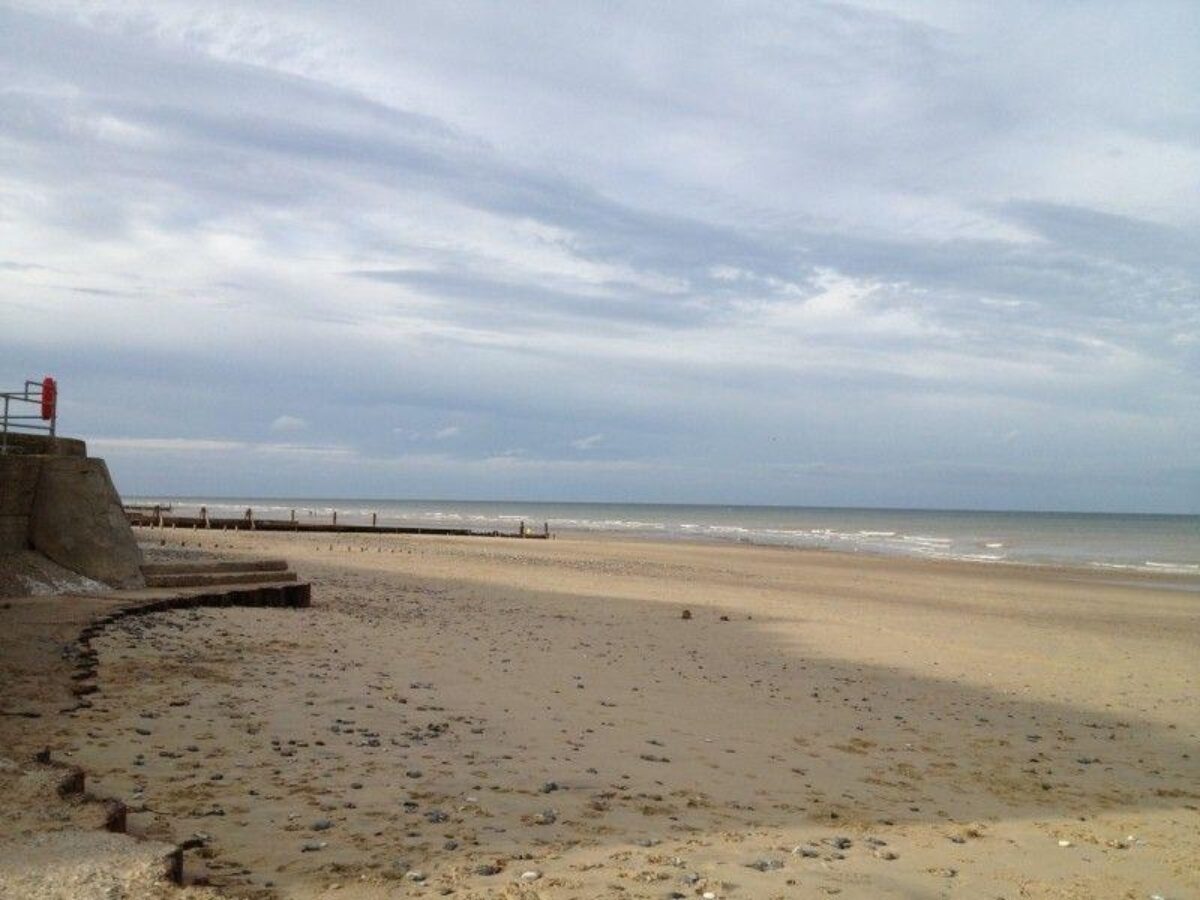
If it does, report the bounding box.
[22,529,1200,898]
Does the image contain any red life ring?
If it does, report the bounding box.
[41,377,57,421]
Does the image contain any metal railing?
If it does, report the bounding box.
[1,378,57,454]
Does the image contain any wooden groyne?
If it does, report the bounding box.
[125,506,552,539]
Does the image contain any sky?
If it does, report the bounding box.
[1,1,1197,512]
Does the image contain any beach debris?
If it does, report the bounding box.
[312,818,333,831]
[540,780,560,793]
[1057,839,1073,847]
[425,809,448,823]
[474,863,501,876]
[681,609,692,620]
[520,870,543,880]
[532,808,557,825]
[405,870,427,882]
[301,841,326,852]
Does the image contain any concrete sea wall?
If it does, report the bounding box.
[0,437,144,589]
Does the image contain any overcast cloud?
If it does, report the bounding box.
[2,1,1197,511]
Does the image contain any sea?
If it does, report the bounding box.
[125,496,1200,584]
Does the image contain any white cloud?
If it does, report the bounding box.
[270,414,307,432]
[89,437,245,453]
[89,436,353,459]
[570,433,604,450]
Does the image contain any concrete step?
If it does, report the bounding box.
[140,559,289,576]
[142,570,298,589]
[0,757,126,836]
[0,829,183,896]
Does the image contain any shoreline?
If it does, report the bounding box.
[124,497,1200,581]
[4,528,1198,898]
[137,513,1200,592]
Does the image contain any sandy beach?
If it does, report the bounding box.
[5,528,1198,899]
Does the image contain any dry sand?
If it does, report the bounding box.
[6,528,1199,899]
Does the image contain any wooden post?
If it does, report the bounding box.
[544,521,550,538]
[154,504,163,528]
[332,510,338,527]
[246,507,254,530]
[372,512,378,528]
[520,520,527,538]
[290,508,296,523]
[201,506,209,528]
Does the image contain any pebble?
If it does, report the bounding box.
[312,819,333,831]
[475,863,501,876]
[301,841,325,852]
[520,870,542,881]
[746,858,784,871]
[533,809,557,825]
